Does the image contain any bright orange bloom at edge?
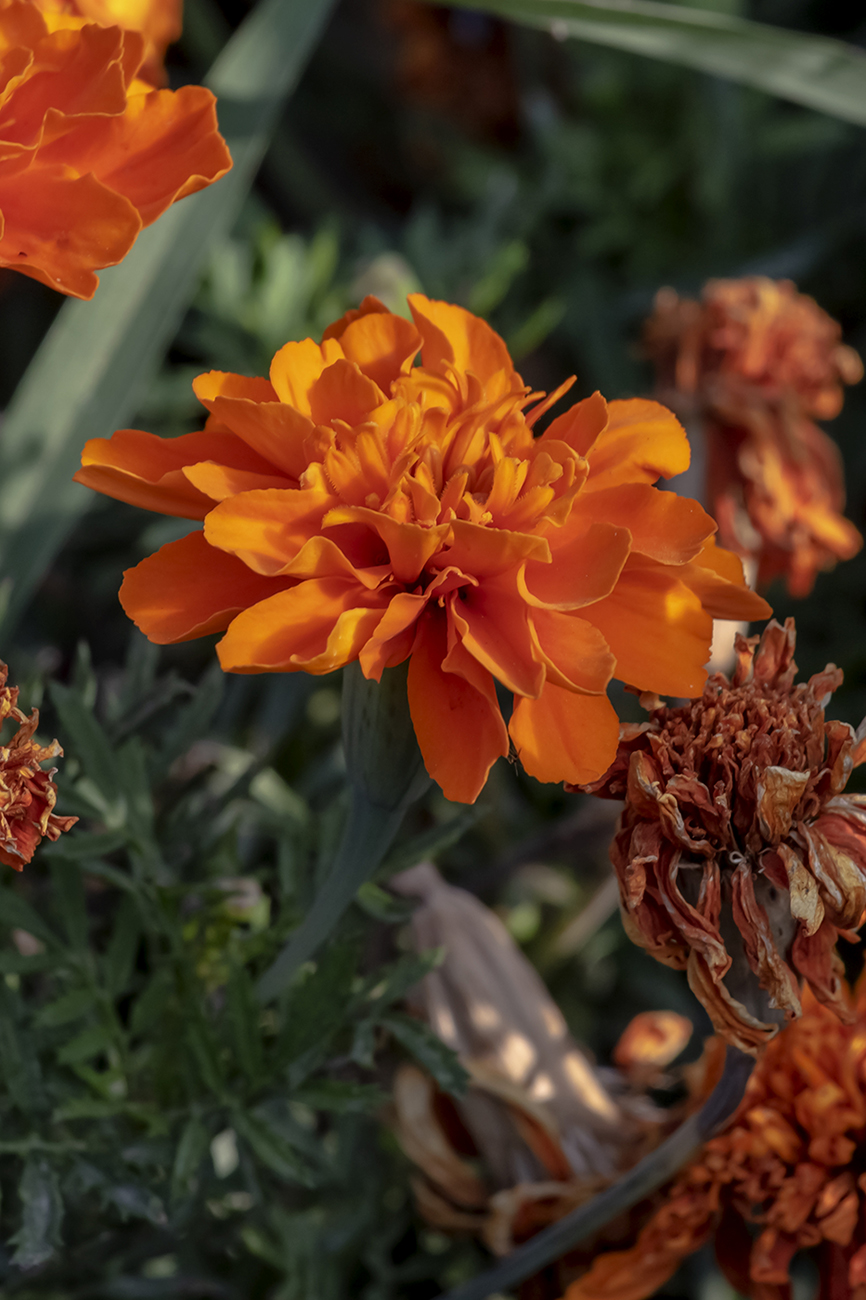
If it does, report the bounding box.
[75,295,770,802]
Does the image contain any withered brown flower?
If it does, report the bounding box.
[389,864,697,1277]
[0,661,77,869]
[644,277,863,597]
[579,619,866,1054]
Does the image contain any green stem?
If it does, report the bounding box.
[256,786,405,1003]
[437,1045,754,1300]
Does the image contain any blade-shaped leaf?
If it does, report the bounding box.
[434,0,866,126]
[0,0,338,638]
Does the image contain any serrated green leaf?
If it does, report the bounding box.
[355,881,416,923]
[233,1110,316,1187]
[0,983,44,1114]
[293,1079,387,1114]
[227,963,265,1084]
[104,896,142,998]
[57,1023,114,1066]
[105,1183,167,1225]
[361,949,442,1015]
[274,940,357,1068]
[43,828,130,862]
[50,681,122,810]
[437,0,866,126]
[49,859,89,949]
[10,1158,64,1269]
[0,885,62,948]
[153,663,225,778]
[171,1117,211,1201]
[381,1012,469,1097]
[0,0,340,639]
[378,806,480,881]
[35,988,95,1029]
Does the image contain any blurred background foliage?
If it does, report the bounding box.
[1,0,866,1294]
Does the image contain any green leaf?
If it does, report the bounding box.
[57,1024,114,1066]
[436,0,866,126]
[49,859,89,950]
[0,983,44,1114]
[10,1159,64,1269]
[273,941,357,1068]
[227,962,265,1083]
[103,896,142,998]
[233,1110,316,1186]
[35,988,95,1029]
[293,1079,387,1114]
[171,1117,211,1201]
[50,681,122,811]
[381,1012,469,1097]
[378,805,480,881]
[0,886,61,948]
[361,950,442,1014]
[0,0,340,639]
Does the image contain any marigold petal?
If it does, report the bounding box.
[587,559,713,697]
[216,578,387,674]
[192,371,278,405]
[75,427,273,517]
[407,610,508,804]
[308,358,386,427]
[575,483,715,565]
[528,608,615,693]
[541,390,609,457]
[510,685,620,786]
[181,462,290,501]
[408,293,516,388]
[323,504,451,584]
[203,488,337,574]
[585,399,690,490]
[119,530,291,643]
[359,592,428,681]
[679,537,772,620]
[436,519,549,579]
[335,309,421,393]
[268,336,344,414]
[451,578,544,699]
[520,521,631,610]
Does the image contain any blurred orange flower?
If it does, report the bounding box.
[34,0,181,83]
[581,619,866,1053]
[0,0,231,299]
[563,977,866,1300]
[75,295,769,803]
[0,660,76,869]
[645,277,863,597]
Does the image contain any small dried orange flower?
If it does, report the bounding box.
[644,277,863,597]
[75,295,769,803]
[0,0,231,299]
[0,660,76,869]
[33,0,181,83]
[581,618,866,1053]
[564,978,866,1300]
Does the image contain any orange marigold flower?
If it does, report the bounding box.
[0,0,231,299]
[74,295,769,803]
[33,0,180,83]
[0,660,77,868]
[580,618,866,1054]
[644,277,863,597]
[564,978,866,1300]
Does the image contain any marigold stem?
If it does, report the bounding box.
[437,1045,754,1300]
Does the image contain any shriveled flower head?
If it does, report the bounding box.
[563,978,866,1300]
[644,277,863,597]
[0,660,77,868]
[581,618,866,1053]
[33,0,181,83]
[74,295,768,803]
[0,0,231,298]
[389,865,691,1270]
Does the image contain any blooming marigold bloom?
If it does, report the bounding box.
[0,660,76,868]
[74,295,768,803]
[581,618,866,1053]
[0,0,231,298]
[644,277,863,597]
[563,978,866,1300]
[33,0,180,83]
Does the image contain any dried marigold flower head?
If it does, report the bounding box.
[389,864,689,1275]
[74,294,768,803]
[580,618,866,1054]
[644,277,863,597]
[564,978,866,1300]
[0,0,231,299]
[33,0,181,83]
[0,660,77,868]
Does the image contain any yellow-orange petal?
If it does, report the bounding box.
[528,608,615,694]
[323,505,451,585]
[587,558,713,697]
[679,537,772,621]
[193,371,278,405]
[407,609,509,803]
[335,309,421,394]
[438,519,550,579]
[509,685,620,786]
[308,358,385,427]
[359,591,429,681]
[408,293,516,389]
[119,530,291,643]
[195,396,315,480]
[203,487,337,574]
[268,336,344,414]
[451,577,545,699]
[520,521,631,610]
[216,578,387,674]
[585,399,690,490]
[0,166,140,299]
[75,427,275,517]
[574,482,715,565]
[181,462,291,501]
[540,390,609,458]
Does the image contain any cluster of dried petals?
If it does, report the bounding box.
[33,0,181,83]
[644,277,863,596]
[389,865,691,1273]
[0,0,231,299]
[74,294,767,803]
[563,978,866,1300]
[0,660,76,868]
[580,618,866,1053]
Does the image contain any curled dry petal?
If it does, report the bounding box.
[580,618,866,1053]
[0,660,77,868]
[76,294,768,802]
